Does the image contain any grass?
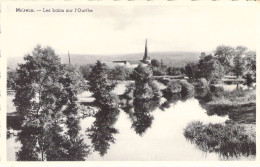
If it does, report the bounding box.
[209,89,255,106]
[184,121,256,158]
[205,89,256,124]
[185,87,256,159]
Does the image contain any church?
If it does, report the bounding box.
[107,39,151,69]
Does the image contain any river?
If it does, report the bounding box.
[6,82,255,161]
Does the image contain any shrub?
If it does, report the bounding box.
[184,121,256,158]
[163,81,182,98]
[195,78,209,89]
[122,82,135,100]
[149,81,162,99]
[179,80,194,98]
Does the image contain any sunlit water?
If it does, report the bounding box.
[7,82,255,161]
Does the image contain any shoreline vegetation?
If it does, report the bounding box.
[183,86,256,158]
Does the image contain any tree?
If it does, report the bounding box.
[109,66,132,81]
[88,61,117,106]
[132,64,161,100]
[151,59,160,67]
[87,61,120,156]
[232,46,247,78]
[152,67,167,76]
[14,45,89,161]
[245,51,256,73]
[79,65,92,80]
[214,45,235,74]
[233,55,245,78]
[185,63,198,80]
[7,68,18,89]
[197,54,225,84]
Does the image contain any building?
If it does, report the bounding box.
[109,39,151,69]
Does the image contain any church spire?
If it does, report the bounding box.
[143,39,149,61]
[68,51,71,64]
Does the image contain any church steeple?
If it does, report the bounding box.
[68,51,71,64]
[143,39,148,61]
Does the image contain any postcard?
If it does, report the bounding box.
[0,0,259,165]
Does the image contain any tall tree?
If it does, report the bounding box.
[88,61,117,106]
[232,46,247,78]
[14,45,89,161]
[87,61,120,156]
[214,45,235,74]
[245,51,256,72]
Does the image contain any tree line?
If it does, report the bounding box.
[185,45,256,84]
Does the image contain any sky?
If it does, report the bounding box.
[2,3,258,58]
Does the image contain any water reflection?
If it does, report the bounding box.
[125,98,160,135]
[160,94,181,111]
[7,82,255,161]
[87,105,120,156]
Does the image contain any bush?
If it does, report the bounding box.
[149,81,163,98]
[163,81,182,98]
[179,80,194,98]
[195,78,209,89]
[184,121,256,158]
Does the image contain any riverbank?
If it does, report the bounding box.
[184,88,256,158]
[206,89,256,124]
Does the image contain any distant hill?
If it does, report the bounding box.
[7,51,201,69]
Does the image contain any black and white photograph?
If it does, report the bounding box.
[2,2,258,161]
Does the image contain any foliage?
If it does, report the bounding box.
[246,73,254,86]
[185,63,198,80]
[167,67,182,76]
[152,67,167,76]
[194,78,208,89]
[184,121,256,158]
[245,51,256,73]
[197,54,225,84]
[79,64,92,80]
[179,80,194,99]
[86,60,121,156]
[232,46,247,78]
[7,68,18,89]
[233,55,245,78]
[163,81,182,98]
[214,45,235,74]
[151,59,160,67]
[14,45,89,161]
[150,59,167,76]
[132,64,153,84]
[132,64,161,100]
[109,65,133,81]
[88,61,117,106]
